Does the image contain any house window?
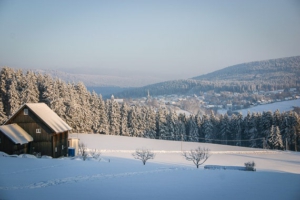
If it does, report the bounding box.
[0,138,1,143]
[36,128,41,133]
[62,145,64,149]
[55,147,57,152]
[24,109,28,115]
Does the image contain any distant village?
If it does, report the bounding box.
[121,87,300,115]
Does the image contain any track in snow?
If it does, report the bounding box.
[0,164,68,175]
[0,167,191,190]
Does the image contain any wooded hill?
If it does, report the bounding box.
[114,56,300,98]
[193,55,300,81]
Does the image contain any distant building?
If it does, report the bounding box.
[0,103,72,157]
[226,104,233,109]
[111,94,124,104]
[114,99,124,104]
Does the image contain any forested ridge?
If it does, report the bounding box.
[0,67,299,150]
[115,56,300,98]
[193,55,300,81]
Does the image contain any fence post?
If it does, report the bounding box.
[181,134,183,152]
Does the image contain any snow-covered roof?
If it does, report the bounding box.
[0,124,33,145]
[6,103,72,133]
[25,103,72,133]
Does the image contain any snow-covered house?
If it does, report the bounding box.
[0,103,72,158]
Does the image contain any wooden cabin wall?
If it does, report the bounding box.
[6,109,52,133]
[0,132,29,155]
[0,132,13,154]
[52,131,68,158]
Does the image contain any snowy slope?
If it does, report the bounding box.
[218,99,300,116]
[1,134,300,200]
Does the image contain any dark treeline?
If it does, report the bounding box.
[113,79,299,99]
[0,67,299,151]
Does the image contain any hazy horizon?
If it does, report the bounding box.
[1,0,300,80]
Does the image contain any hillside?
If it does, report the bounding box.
[193,55,300,81]
[114,56,300,98]
[1,135,300,200]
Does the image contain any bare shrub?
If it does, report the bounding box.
[244,161,256,171]
[132,148,155,165]
[78,142,88,161]
[183,147,210,168]
[89,149,101,160]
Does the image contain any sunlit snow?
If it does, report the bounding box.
[218,99,300,116]
[1,134,300,200]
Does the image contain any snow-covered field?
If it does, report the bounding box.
[218,99,300,116]
[1,134,300,200]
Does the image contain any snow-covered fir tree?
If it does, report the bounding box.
[90,91,101,133]
[176,113,187,141]
[194,113,203,142]
[137,106,147,137]
[187,115,199,142]
[248,113,259,148]
[120,102,130,136]
[255,112,265,148]
[243,112,252,147]
[143,107,156,139]
[8,78,21,116]
[166,111,177,140]
[128,106,139,137]
[209,111,219,143]
[0,98,7,124]
[0,67,14,115]
[108,95,121,135]
[20,71,39,104]
[261,111,274,138]
[273,109,281,127]
[156,109,168,140]
[267,125,284,149]
[220,114,231,145]
[202,114,214,143]
[97,95,109,134]
[281,111,299,150]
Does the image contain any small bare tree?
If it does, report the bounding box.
[78,142,88,161]
[183,147,210,168]
[244,161,256,171]
[90,149,101,160]
[132,148,155,165]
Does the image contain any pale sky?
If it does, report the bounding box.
[0,0,300,80]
